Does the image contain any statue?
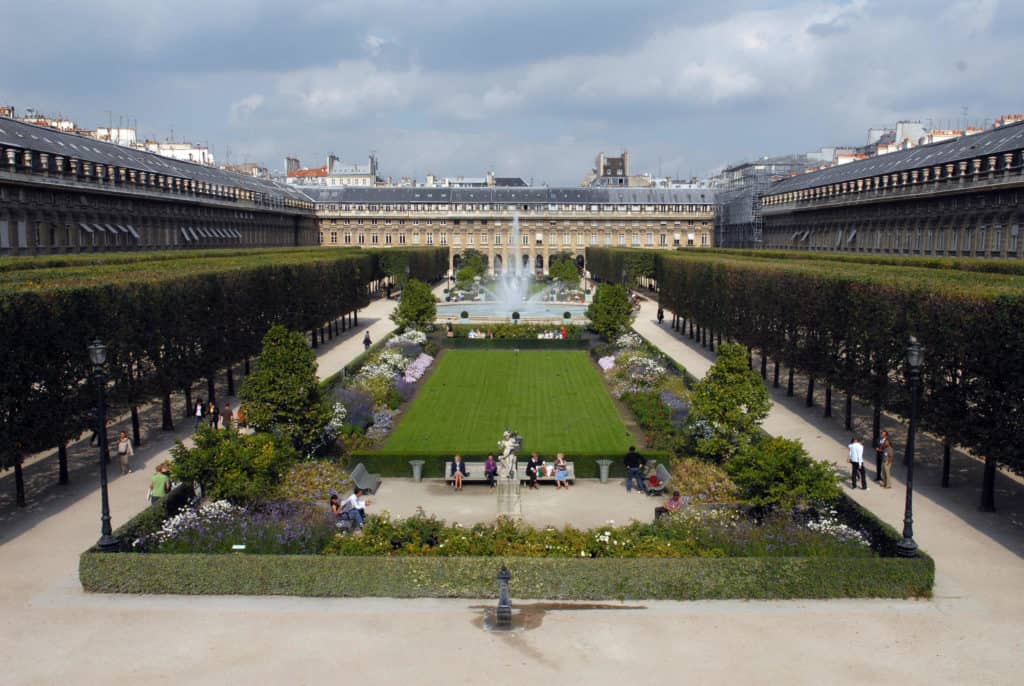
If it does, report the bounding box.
[497,429,521,479]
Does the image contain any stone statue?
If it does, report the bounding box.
[497,429,520,479]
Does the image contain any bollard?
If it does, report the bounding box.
[496,564,512,628]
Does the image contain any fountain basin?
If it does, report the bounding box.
[437,301,588,323]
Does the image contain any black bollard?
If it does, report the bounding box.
[496,565,512,628]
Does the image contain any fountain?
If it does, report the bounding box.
[438,211,588,323]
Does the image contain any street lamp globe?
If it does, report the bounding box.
[87,339,107,367]
[906,336,923,369]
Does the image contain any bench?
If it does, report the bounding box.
[350,462,382,494]
[443,461,575,485]
[646,463,672,496]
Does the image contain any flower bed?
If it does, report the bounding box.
[79,495,933,599]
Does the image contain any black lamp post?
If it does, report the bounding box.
[897,336,923,558]
[88,338,118,552]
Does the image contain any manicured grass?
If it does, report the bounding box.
[382,350,634,454]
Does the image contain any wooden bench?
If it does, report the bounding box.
[350,462,382,494]
[443,461,575,485]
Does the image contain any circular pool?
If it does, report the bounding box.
[437,301,588,322]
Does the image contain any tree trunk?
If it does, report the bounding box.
[131,406,141,446]
[244,357,251,375]
[58,443,69,485]
[760,352,767,380]
[748,347,754,370]
[717,331,722,347]
[327,323,333,341]
[207,376,216,404]
[353,311,358,327]
[162,393,175,431]
[787,367,795,397]
[941,438,951,488]
[872,406,881,449]
[823,383,832,417]
[183,385,193,418]
[14,456,26,507]
[226,366,235,397]
[805,376,815,407]
[341,315,347,332]
[844,393,853,430]
[708,328,715,352]
[980,455,996,512]
[688,320,694,339]
[311,328,318,348]
[773,360,780,388]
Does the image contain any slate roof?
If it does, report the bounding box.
[300,186,714,205]
[769,120,1024,195]
[0,116,310,203]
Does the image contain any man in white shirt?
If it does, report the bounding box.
[848,437,867,490]
[343,488,370,528]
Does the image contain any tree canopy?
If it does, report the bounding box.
[586,283,634,340]
[391,279,437,330]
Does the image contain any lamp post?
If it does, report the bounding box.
[88,338,118,552]
[897,336,923,558]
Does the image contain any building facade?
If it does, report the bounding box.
[760,120,1024,258]
[0,117,316,256]
[308,186,715,274]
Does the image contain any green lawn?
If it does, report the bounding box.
[382,350,634,454]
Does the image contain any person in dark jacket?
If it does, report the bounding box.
[624,446,647,494]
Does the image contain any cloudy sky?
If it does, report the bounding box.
[1,0,1019,184]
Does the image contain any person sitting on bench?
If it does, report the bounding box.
[655,491,685,520]
[342,488,370,528]
[484,454,498,489]
[450,454,468,490]
[525,453,543,490]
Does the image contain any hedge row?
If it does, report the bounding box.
[441,339,590,351]
[79,551,932,599]
[707,248,1024,276]
[585,247,1024,510]
[0,247,448,506]
[345,450,673,479]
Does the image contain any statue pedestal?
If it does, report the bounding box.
[496,478,522,519]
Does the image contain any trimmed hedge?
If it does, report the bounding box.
[79,550,932,599]
[345,450,673,478]
[442,339,589,351]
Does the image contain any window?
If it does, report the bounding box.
[604,233,612,246]
[399,233,406,245]
[330,231,337,244]
[468,233,474,246]
[535,232,543,245]
[494,233,502,245]
[440,233,447,246]
[413,232,420,244]
[687,232,695,247]
[522,234,529,246]
[631,233,639,246]
[385,233,392,245]
[577,233,584,246]
[454,234,461,246]
[619,233,626,246]
[427,233,434,245]
[659,234,667,246]
[344,232,352,245]
[701,233,708,246]
[371,233,378,245]
[645,233,653,246]
[357,233,365,245]
[591,233,597,245]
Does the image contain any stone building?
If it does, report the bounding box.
[0,117,317,256]
[760,120,1024,258]
[308,186,715,274]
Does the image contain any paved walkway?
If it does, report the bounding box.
[1,292,1022,685]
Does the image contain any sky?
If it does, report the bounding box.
[1,0,1020,185]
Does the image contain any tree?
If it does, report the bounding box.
[586,283,633,340]
[170,425,298,504]
[391,278,437,330]
[686,343,771,462]
[548,258,580,285]
[240,325,332,454]
[726,436,841,509]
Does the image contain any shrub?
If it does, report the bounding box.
[391,279,437,330]
[563,311,572,319]
[726,436,842,509]
[460,310,469,319]
[686,343,770,462]
[512,311,520,320]
[586,283,634,340]
[276,461,351,504]
[621,392,672,435]
[240,325,333,453]
[667,458,739,504]
[169,426,299,505]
